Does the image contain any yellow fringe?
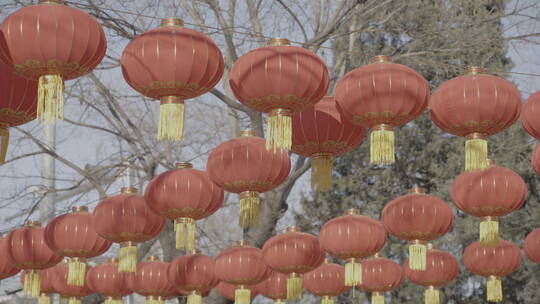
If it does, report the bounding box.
[23,269,41,297]
[480,220,499,248]
[266,112,292,151]
[487,277,503,302]
[119,245,138,272]
[311,156,333,192]
[345,260,362,286]
[321,296,334,304]
[38,295,51,304]
[371,292,385,304]
[370,129,395,165]
[67,259,86,286]
[0,128,9,164]
[187,294,202,304]
[274,300,286,304]
[235,287,251,304]
[158,102,185,141]
[37,74,64,124]
[104,298,123,304]
[465,138,488,171]
[175,218,196,251]
[68,298,81,304]
[239,194,260,228]
[287,275,303,300]
[409,243,427,271]
[145,297,164,304]
[425,288,440,304]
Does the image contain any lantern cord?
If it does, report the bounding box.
[187,293,202,304]
[372,292,385,304]
[425,288,440,304]
[235,287,251,304]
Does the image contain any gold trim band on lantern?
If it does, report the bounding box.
[370,55,392,64]
[270,108,292,117]
[121,187,139,194]
[268,38,291,46]
[39,0,63,5]
[466,132,486,140]
[72,206,88,213]
[160,96,184,105]
[161,18,184,27]
[346,208,359,215]
[465,66,485,75]
[372,124,394,132]
[409,187,426,194]
[236,240,252,247]
[175,162,193,169]
[240,191,259,199]
[240,130,256,137]
[25,221,42,227]
[286,226,300,232]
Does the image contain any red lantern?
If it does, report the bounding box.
[167,250,219,304]
[121,18,224,141]
[207,131,291,228]
[86,258,131,304]
[430,67,521,171]
[0,0,106,124]
[0,234,20,280]
[216,282,259,301]
[144,162,223,251]
[334,55,429,165]
[257,271,288,303]
[532,143,540,176]
[524,228,540,264]
[291,96,366,191]
[463,240,521,302]
[21,267,56,304]
[521,91,540,139]
[381,187,453,271]
[358,255,403,304]
[319,208,386,287]
[51,261,92,304]
[403,244,459,304]
[304,260,349,304]
[229,38,329,151]
[6,221,62,297]
[262,226,325,300]
[44,206,112,287]
[0,61,37,163]
[93,187,165,272]
[131,256,176,304]
[451,161,526,247]
[215,241,271,304]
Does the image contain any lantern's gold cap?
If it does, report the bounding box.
[236,240,252,247]
[427,243,435,250]
[268,38,291,46]
[346,208,359,215]
[465,66,485,75]
[25,221,42,227]
[147,255,160,261]
[161,18,184,27]
[370,55,392,64]
[108,258,119,264]
[72,206,88,212]
[39,0,63,4]
[240,130,256,137]
[286,226,300,232]
[190,249,202,255]
[487,159,496,166]
[175,162,193,169]
[121,187,139,194]
[410,187,426,194]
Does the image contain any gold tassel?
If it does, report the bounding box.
[425,287,440,304]
[345,259,362,286]
[321,296,334,304]
[239,191,260,228]
[68,298,81,304]
[311,154,333,192]
[175,217,196,251]
[37,74,64,124]
[104,298,123,304]
[0,128,9,164]
[370,125,395,165]
[274,300,286,304]
[235,287,251,304]
[145,296,164,304]
[38,294,51,304]
[287,273,303,300]
[409,242,427,271]
[158,96,185,141]
[23,269,41,297]
[480,217,499,248]
[371,292,385,304]
[119,242,138,272]
[487,276,503,302]
[266,108,292,151]
[465,135,488,171]
[187,293,202,304]
[67,259,86,286]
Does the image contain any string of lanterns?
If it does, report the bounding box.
[0,1,539,304]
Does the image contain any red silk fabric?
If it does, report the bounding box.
[0,235,20,280]
[0,62,36,128]
[304,262,349,297]
[7,223,62,270]
[358,257,403,292]
[0,2,106,80]
[521,91,540,139]
[131,258,176,298]
[291,96,366,157]
[93,191,165,243]
[214,244,271,286]
[121,23,223,100]
[319,213,386,260]
[86,260,131,298]
[404,249,459,287]
[207,135,291,194]
[144,167,224,220]
[334,60,429,128]
[229,43,328,113]
[167,253,219,293]
[451,164,526,217]
[430,74,521,137]
[524,228,540,264]
[382,192,453,242]
[51,262,92,298]
[45,209,112,258]
[463,240,521,278]
[256,271,288,300]
[532,142,540,176]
